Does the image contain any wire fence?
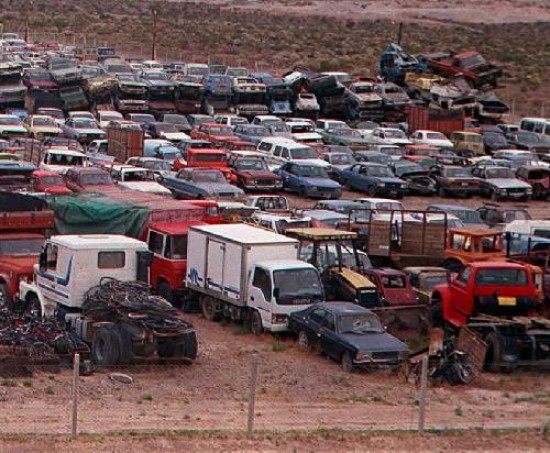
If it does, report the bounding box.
[0,352,547,438]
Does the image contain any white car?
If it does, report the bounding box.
[39,148,89,174]
[370,127,412,146]
[109,164,172,195]
[409,130,453,149]
[96,110,124,129]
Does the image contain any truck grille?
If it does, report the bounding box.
[507,188,526,194]
[359,289,379,308]
[256,178,275,186]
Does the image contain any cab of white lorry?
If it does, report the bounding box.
[19,234,152,318]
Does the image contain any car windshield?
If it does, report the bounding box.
[143,160,172,171]
[38,110,64,119]
[381,275,406,288]
[235,159,268,171]
[423,275,447,289]
[445,167,471,177]
[367,166,393,177]
[0,117,20,125]
[101,113,122,122]
[28,72,51,80]
[207,126,233,135]
[426,132,446,140]
[448,209,481,223]
[40,176,65,186]
[81,173,112,185]
[503,210,530,222]
[269,123,289,132]
[339,314,384,334]
[33,117,56,126]
[291,147,317,159]
[154,123,178,132]
[513,132,540,143]
[353,84,374,93]
[485,132,507,144]
[459,53,487,68]
[330,154,355,165]
[50,154,84,166]
[164,115,188,125]
[474,268,528,286]
[74,120,98,129]
[0,238,45,255]
[132,115,155,123]
[122,170,155,181]
[245,126,269,136]
[252,197,288,210]
[188,66,208,76]
[296,165,328,178]
[195,153,225,163]
[190,170,225,182]
[144,72,168,80]
[486,168,515,179]
[273,268,323,304]
[168,234,188,259]
[384,129,406,138]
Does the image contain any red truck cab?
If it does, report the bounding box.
[362,268,418,307]
[190,122,239,148]
[0,210,54,306]
[182,148,236,182]
[146,220,206,304]
[31,170,72,195]
[186,200,224,224]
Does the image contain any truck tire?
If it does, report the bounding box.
[25,294,42,319]
[485,332,517,373]
[92,327,121,366]
[249,310,263,335]
[297,330,310,351]
[117,326,134,365]
[201,296,220,322]
[367,185,377,197]
[0,283,10,309]
[158,282,174,304]
[341,352,354,373]
[180,332,198,361]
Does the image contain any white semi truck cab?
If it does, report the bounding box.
[19,234,151,318]
[186,223,324,333]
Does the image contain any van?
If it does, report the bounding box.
[256,137,328,169]
[519,117,550,145]
[505,220,550,239]
[449,131,484,157]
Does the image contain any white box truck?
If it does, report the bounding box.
[186,223,323,334]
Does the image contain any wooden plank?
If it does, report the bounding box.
[457,327,487,373]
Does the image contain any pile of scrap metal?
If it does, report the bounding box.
[0,310,88,376]
[379,43,509,123]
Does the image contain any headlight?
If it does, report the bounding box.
[401,183,407,189]
[526,188,533,194]
[355,352,372,362]
[497,188,507,194]
[376,182,385,187]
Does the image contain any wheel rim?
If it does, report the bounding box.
[298,331,308,350]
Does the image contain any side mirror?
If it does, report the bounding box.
[273,287,280,301]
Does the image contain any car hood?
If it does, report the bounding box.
[302,177,341,188]
[354,93,383,102]
[340,331,408,353]
[378,176,406,184]
[488,178,531,189]
[0,125,26,133]
[43,186,72,195]
[160,132,190,141]
[119,181,172,194]
[32,126,62,134]
[147,80,175,88]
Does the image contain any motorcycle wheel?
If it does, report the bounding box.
[451,361,474,385]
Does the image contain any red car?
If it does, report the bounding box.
[516,165,550,200]
[31,170,72,195]
[190,122,239,148]
[362,268,418,307]
[179,148,236,182]
[64,167,120,193]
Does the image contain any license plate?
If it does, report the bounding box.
[498,297,516,306]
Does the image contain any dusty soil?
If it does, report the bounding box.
[2,430,550,452]
[0,312,548,436]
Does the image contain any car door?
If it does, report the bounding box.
[318,312,342,360]
[304,307,328,350]
[285,164,301,191]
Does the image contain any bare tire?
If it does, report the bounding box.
[158,282,174,304]
[367,185,377,197]
[201,296,219,322]
[92,328,120,366]
[0,283,10,310]
[298,330,310,351]
[341,352,354,373]
[249,310,263,335]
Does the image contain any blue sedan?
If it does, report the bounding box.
[340,163,408,198]
[275,161,342,199]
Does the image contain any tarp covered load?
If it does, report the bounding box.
[47,193,150,238]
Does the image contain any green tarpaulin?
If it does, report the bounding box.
[46,193,150,238]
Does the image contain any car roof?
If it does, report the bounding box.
[311,302,373,316]
[428,204,476,211]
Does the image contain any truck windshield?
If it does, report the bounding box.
[273,268,323,305]
[474,268,528,286]
[195,154,226,163]
[339,314,384,334]
[0,238,44,254]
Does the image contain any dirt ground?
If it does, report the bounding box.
[2,430,550,452]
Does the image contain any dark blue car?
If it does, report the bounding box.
[340,163,407,198]
[275,161,342,199]
[288,302,409,371]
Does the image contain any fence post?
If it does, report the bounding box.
[71,353,80,440]
[417,355,428,434]
[247,355,258,436]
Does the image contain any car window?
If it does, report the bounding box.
[321,312,336,331]
[308,308,327,325]
[456,267,472,285]
[252,267,272,300]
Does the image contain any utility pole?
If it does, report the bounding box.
[25,0,34,42]
[151,8,158,60]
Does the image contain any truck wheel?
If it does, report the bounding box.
[180,332,198,361]
[201,296,220,322]
[0,284,10,309]
[484,332,506,373]
[25,295,42,319]
[297,330,310,351]
[430,302,443,328]
[117,326,134,365]
[158,282,174,304]
[157,340,176,358]
[249,310,263,335]
[367,185,377,197]
[92,328,120,366]
[443,259,463,274]
[341,352,354,373]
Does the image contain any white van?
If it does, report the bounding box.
[256,137,328,170]
[519,117,550,144]
[504,220,550,238]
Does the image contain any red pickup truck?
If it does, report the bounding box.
[190,122,239,148]
[177,148,236,182]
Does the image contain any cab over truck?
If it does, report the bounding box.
[431,262,550,371]
[185,223,323,334]
[18,234,197,366]
[0,206,54,308]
